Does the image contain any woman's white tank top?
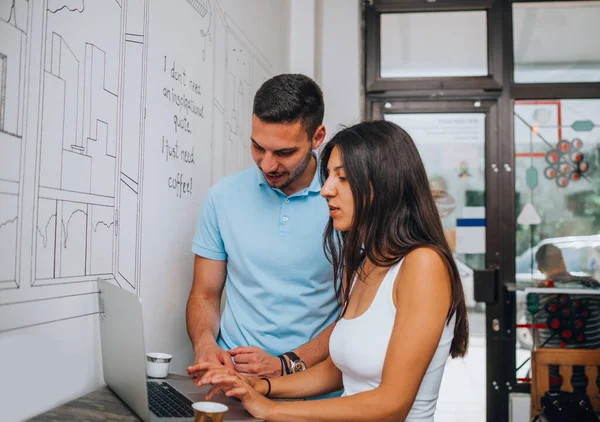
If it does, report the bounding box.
[329,259,455,421]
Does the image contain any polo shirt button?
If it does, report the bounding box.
[282,216,289,222]
[284,198,290,204]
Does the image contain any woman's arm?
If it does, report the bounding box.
[208,247,453,421]
[263,355,343,399]
[199,354,343,399]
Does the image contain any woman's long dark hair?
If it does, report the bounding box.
[320,120,468,358]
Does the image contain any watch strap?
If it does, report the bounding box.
[283,351,301,365]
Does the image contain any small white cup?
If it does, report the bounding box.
[146,352,172,378]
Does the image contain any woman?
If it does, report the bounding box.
[193,120,469,421]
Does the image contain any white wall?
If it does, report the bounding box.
[318,0,362,137]
[288,0,362,139]
[0,1,290,421]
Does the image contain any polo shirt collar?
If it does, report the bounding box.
[256,151,322,195]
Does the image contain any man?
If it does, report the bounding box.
[186,74,339,380]
[536,243,599,288]
[533,243,600,394]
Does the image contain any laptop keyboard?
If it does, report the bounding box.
[147,381,194,418]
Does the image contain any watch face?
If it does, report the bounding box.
[292,361,307,372]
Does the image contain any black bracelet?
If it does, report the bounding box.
[278,354,290,375]
[260,377,271,397]
[278,355,284,376]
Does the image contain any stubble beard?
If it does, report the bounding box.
[268,149,314,190]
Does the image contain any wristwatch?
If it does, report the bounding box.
[283,351,306,374]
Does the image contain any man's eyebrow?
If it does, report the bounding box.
[250,138,298,154]
[275,147,298,153]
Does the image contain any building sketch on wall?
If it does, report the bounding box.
[32,0,147,293]
[1,0,273,331]
[211,2,271,183]
[0,0,29,290]
[186,0,211,61]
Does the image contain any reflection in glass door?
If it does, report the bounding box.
[513,99,600,391]
[384,110,487,422]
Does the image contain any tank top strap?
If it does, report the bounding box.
[382,258,404,290]
[371,258,404,309]
[349,258,405,298]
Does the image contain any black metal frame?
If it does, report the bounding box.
[364,0,600,421]
[509,0,600,100]
[365,0,503,93]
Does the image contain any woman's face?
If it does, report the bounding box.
[321,146,354,232]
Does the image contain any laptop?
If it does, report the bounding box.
[98,279,261,422]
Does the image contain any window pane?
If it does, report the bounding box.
[385,112,486,304]
[380,11,488,78]
[513,2,600,83]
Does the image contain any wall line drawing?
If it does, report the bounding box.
[210,1,272,183]
[0,311,100,334]
[26,0,145,293]
[1,0,275,332]
[0,0,28,290]
[0,290,99,308]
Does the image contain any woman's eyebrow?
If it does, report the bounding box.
[326,164,344,173]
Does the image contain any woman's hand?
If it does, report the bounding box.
[198,369,275,420]
[187,361,233,380]
[195,366,257,389]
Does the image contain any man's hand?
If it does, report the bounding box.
[228,346,282,378]
[187,343,234,378]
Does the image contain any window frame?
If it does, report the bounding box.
[365,0,504,93]
[509,0,600,99]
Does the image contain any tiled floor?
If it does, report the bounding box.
[436,335,486,422]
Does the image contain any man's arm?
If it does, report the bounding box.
[229,321,336,376]
[289,321,336,368]
[186,255,233,368]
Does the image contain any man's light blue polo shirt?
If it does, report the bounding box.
[192,157,339,357]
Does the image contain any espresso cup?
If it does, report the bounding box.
[146,352,172,378]
[192,402,229,422]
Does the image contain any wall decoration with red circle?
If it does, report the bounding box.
[544,138,589,187]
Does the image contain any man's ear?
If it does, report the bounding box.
[312,125,326,150]
[537,264,543,274]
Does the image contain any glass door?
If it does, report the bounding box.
[373,99,500,422]
[513,98,600,389]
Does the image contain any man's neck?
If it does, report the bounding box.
[282,154,316,196]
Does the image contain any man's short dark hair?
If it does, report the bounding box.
[535,244,563,271]
[253,74,324,140]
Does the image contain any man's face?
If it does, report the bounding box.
[250,115,320,192]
